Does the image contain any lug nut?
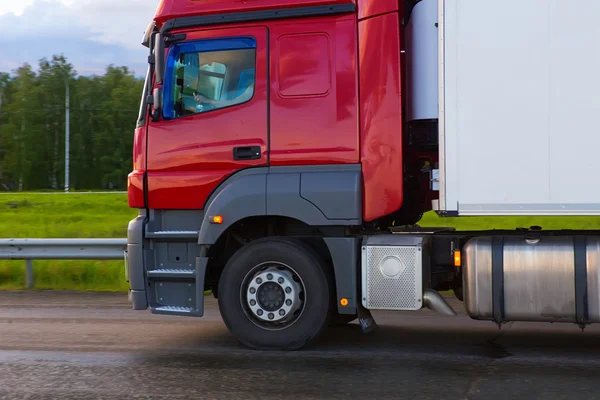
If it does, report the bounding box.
[286,299,292,306]
[278,277,284,284]
[267,273,273,280]
[249,287,256,294]
[250,300,256,306]
[285,287,292,294]
[257,309,263,316]
[279,309,285,316]
[268,313,274,320]
[256,278,262,284]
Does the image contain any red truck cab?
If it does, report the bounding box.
[130,0,435,224]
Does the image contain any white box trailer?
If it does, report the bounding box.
[435,0,600,216]
[387,0,600,334]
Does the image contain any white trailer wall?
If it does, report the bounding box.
[439,0,600,215]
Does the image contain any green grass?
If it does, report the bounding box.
[0,193,136,291]
[3,192,600,291]
[419,213,600,230]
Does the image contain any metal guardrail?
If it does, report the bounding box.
[0,239,127,288]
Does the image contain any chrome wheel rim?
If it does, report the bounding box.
[240,262,305,330]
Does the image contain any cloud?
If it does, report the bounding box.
[1,37,149,77]
[68,0,160,50]
[0,0,160,76]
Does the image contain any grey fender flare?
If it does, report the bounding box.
[198,168,268,246]
[198,165,362,245]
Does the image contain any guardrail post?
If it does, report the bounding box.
[25,259,33,289]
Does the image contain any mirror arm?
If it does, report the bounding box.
[147,32,165,122]
[154,33,165,85]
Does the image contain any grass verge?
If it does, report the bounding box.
[2,192,600,291]
[0,193,135,291]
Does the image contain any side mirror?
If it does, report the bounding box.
[141,21,156,48]
[151,87,163,122]
[154,33,165,85]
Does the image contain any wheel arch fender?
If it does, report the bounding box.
[198,168,268,246]
[198,165,363,246]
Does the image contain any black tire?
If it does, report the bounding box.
[217,237,334,350]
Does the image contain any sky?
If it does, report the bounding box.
[0,0,161,76]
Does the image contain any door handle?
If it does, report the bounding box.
[233,146,261,160]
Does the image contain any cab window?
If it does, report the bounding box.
[163,37,256,119]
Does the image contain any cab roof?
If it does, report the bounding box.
[154,0,357,25]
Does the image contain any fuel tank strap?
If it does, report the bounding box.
[491,236,504,324]
[574,236,589,327]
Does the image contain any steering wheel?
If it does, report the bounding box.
[193,91,217,113]
[195,102,216,113]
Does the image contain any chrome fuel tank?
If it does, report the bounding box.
[463,236,600,324]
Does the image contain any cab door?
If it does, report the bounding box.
[146,26,268,209]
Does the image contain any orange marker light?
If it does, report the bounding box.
[340,298,349,307]
[453,250,461,267]
[210,215,223,224]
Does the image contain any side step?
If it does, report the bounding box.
[145,230,199,240]
[153,305,201,316]
[147,268,195,279]
[148,257,208,318]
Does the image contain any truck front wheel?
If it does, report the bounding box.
[217,237,334,350]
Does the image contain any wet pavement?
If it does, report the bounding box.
[1,291,600,399]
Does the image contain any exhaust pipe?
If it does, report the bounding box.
[423,289,457,316]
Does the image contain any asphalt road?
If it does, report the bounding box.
[2,291,600,399]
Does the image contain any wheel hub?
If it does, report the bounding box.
[246,267,302,323]
[257,282,285,311]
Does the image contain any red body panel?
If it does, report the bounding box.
[128,126,147,208]
[128,172,145,208]
[268,14,359,166]
[356,0,398,20]
[145,26,269,209]
[154,0,357,23]
[146,171,235,209]
[358,12,404,222]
